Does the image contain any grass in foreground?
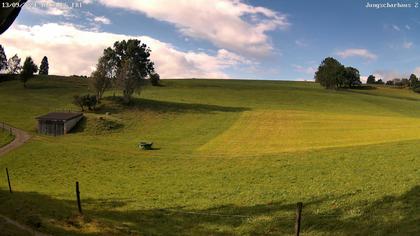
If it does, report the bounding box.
[0,77,418,235]
[0,130,14,148]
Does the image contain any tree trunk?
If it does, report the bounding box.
[123,93,131,104]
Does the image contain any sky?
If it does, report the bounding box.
[1,0,420,81]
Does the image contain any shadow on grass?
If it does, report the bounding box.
[343,87,420,103]
[71,117,87,134]
[0,186,418,235]
[101,97,250,114]
[350,85,377,90]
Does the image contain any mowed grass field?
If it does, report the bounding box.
[0,76,419,235]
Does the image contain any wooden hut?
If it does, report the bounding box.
[36,112,83,136]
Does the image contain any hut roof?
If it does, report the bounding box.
[36,112,83,121]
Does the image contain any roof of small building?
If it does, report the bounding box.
[36,112,83,121]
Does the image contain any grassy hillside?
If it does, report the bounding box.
[0,76,419,235]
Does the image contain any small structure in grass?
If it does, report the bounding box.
[36,112,83,136]
[139,142,153,150]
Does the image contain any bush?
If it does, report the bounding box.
[73,94,97,111]
[150,73,160,86]
[0,73,18,82]
[412,85,420,93]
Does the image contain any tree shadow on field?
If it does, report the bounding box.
[101,97,250,114]
[0,186,418,235]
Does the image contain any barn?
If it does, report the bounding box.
[36,112,83,136]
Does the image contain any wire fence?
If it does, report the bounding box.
[2,170,306,234]
[0,168,410,236]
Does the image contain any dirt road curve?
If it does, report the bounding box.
[0,122,31,156]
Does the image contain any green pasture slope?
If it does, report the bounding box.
[0,76,418,235]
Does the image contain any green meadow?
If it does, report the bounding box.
[0,76,419,235]
[0,131,13,148]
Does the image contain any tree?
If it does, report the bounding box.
[0,44,7,72]
[401,78,410,87]
[409,74,418,87]
[149,72,160,86]
[315,57,345,89]
[7,54,21,74]
[89,55,114,102]
[101,39,155,103]
[386,80,394,86]
[73,95,84,111]
[20,57,38,88]
[376,79,384,85]
[343,67,361,88]
[366,75,376,84]
[39,56,49,75]
[117,58,138,103]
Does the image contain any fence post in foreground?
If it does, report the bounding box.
[6,168,12,193]
[295,202,303,236]
[76,181,82,214]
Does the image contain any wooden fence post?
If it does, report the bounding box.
[76,181,82,214]
[295,202,303,236]
[6,168,12,193]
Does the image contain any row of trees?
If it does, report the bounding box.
[314,57,420,93]
[314,57,361,89]
[89,39,160,104]
[0,44,49,87]
[366,75,384,85]
[366,73,420,89]
[0,45,49,76]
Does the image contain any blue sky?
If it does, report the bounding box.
[2,0,420,81]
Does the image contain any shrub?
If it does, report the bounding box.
[150,73,160,86]
[73,94,97,111]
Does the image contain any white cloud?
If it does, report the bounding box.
[360,75,368,83]
[96,0,289,56]
[0,23,250,78]
[403,41,413,49]
[405,25,411,30]
[25,0,73,16]
[295,40,308,47]
[295,77,314,82]
[413,67,420,77]
[93,16,111,25]
[292,64,316,74]
[336,48,377,60]
[373,70,408,81]
[392,24,400,31]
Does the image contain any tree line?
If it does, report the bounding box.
[0,44,49,87]
[314,57,420,93]
[366,73,420,91]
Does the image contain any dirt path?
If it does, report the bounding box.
[0,122,31,156]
